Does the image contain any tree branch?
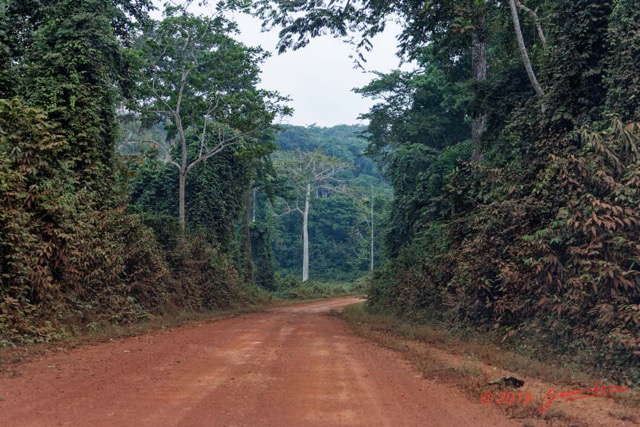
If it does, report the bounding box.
[186,127,248,173]
[517,1,547,48]
[508,0,545,98]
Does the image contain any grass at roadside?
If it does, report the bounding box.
[274,281,364,300]
[0,285,360,371]
[272,276,367,300]
[340,302,640,426]
[0,303,269,370]
[341,303,581,384]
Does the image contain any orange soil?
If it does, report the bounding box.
[0,297,520,426]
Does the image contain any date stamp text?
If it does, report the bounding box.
[480,381,632,414]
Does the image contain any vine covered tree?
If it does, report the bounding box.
[131,6,289,230]
[0,0,153,195]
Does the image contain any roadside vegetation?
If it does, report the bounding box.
[271,277,367,300]
[250,0,640,386]
[341,302,640,426]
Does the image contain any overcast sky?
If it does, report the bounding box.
[153,2,408,127]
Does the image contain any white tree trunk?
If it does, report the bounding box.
[302,183,311,282]
[508,0,545,97]
[370,189,374,272]
[179,171,186,231]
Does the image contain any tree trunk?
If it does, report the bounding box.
[471,12,488,162]
[516,2,548,48]
[370,192,374,272]
[242,189,254,283]
[508,0,545,97]
[179,171,186,232]
[302,183,310,282]
[252,188,257,223]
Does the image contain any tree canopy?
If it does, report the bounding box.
[128,6,289,229]
[266,125,391,283]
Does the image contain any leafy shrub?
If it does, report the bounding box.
[275,279,360,300]
[0,101,249,346]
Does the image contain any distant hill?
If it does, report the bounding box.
[275,124,381,179]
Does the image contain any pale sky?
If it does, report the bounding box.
[153,2,408,127]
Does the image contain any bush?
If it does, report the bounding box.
[0,101,251,346]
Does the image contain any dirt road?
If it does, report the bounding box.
[0,297,519,426]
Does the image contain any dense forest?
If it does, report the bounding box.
[252,0,640,383]
[1,0,639,386]
[269,125,390,283]
[0,0,288,345]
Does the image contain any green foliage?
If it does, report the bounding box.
[275,124,377,175]
[132,8,286,143]
[0,2,273,346]
[355,58,473,257]
[125,6,288,277]
[122,6,291,293]
[248,0,494,63]
[250,220,277,290]
[0,0,151,194]
[358,0,640,383]
[355,65,469,157]
[309,195,364,278]
[605,0,640,120]
[268,125,391,281]
[273,279,362,300]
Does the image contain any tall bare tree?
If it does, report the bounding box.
[274,150,349,282]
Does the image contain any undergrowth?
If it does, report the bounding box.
[342,302,593,387]
[271,275,367,300]
[0,296,274,370]
[342,302,640,425]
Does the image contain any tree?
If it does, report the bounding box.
[131,6,289,230]
[0,0,152,196]
[355,57,471,257]
[245,0,558,158]
[355,63,470,159]
[267,125,390,280]
[246,0,495,157]
[353,186,379,272]
[273,150,350,282]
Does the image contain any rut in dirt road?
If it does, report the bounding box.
[0,297,519,427]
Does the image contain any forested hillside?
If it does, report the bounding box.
[254,0,640,383]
